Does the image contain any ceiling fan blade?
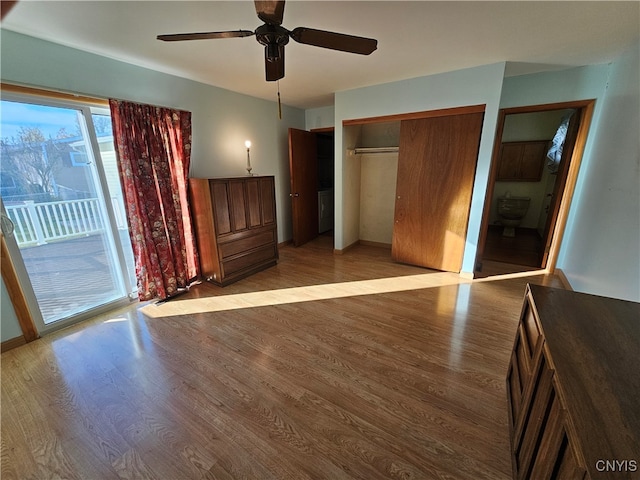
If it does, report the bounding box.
[157,30,254,42]
[265,46,285,81]
[255,0,285,26]
[290,27,377,55]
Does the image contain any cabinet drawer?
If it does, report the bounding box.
[221,245,277,277]
[515,323,536,385]
[514,353,555,478]
[219,230,275,259]
[529,380,586,480]
[507,352,523,430]
[522,300,541,358]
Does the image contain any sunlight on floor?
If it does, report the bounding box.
[139,268,548,318]
[141,272,470,318]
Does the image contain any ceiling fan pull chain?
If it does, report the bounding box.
[277,80,282,120]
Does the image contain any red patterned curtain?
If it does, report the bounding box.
[109,100,198,301]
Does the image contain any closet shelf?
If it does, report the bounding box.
[349,146,399,155]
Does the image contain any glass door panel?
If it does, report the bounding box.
[1,99,133,328]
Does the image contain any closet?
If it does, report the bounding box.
[344,106,485,273]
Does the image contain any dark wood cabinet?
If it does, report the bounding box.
[507,284,640,479]
[189,176,278,286]
[497,141,548,182]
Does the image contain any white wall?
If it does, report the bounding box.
[335,63,506,272]
[500,56,639,301]
[0,29,306,245]
[359,153,398,245]
[341,125,362,248]
[305,106,335,130]
[557,42,640,301]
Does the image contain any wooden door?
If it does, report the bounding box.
[288,128,318,247]
[392,112,484,272]
[540,111,581,266]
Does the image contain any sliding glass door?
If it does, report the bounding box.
[0,94,136,332]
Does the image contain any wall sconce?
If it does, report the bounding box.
[245,140,253,176]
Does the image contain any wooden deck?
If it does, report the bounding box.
[1,234,564,479]
[15,231,133,323]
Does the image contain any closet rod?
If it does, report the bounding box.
[350,146,399,155]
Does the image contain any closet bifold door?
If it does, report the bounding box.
[391,111,484,272]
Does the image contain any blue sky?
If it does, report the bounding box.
[0,101,81,141]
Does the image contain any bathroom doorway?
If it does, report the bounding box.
[475,100,595,278]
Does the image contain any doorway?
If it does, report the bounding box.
[288,128,334,248]
[475,100,595,278]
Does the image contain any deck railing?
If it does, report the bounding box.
[5,198,128,246]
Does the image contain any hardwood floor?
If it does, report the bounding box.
[1,235,565,479]
[482,226,543,268]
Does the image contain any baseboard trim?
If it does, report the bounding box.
[1,335,27,353]
[278,239,293,249]
[334,240,359,255]
[359,240,392,249]
[555,268,573,291]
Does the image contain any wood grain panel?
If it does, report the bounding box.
[190,177,278,286]
[288,128,318,247]
[221,245,277,276]
[228,180,247,232]
[219,230,275,259]
[497,143,523,179]
[188,179,221,280]
[519,142,547,180]
[496,141,547,182]
[392,112,484,272]
[211,181,231,235]
[260,177,276,225]
[529,285,640,477]
[246,178,262,228]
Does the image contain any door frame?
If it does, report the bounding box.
[0,84,135,337]
[475,99,596,274]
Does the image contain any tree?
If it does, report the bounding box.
[0,126,72,200]
[92,115,113,136]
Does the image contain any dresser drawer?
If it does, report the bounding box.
[221,245,278,277]
[219,229,276,259]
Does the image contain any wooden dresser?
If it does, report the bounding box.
[189,176,278,286]
[507,284,640,479]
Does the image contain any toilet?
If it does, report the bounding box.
[497,194,531,237]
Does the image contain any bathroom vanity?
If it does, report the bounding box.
[506,284,640,479]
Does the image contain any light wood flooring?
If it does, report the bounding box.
[1,235,564,480]
[476,226,546,278]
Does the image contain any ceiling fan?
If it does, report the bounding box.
[157,0,378,82]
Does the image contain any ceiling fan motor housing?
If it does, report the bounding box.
[255,24,289,61]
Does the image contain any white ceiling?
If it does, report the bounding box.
[2,1,639,109]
